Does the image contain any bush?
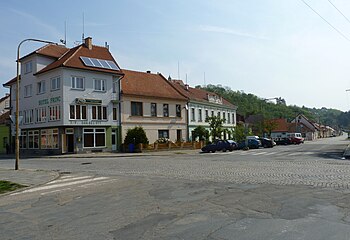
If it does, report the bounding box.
[124,127,149,145]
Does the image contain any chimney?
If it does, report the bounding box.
[105,41,109,50]
[185,84,189,90]
[146,70,151,73]
[84,37,93,50]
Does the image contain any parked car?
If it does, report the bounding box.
[237,139,261,149]
[274,138,291,145]
[201,140,237,153]
[258,137,275,148]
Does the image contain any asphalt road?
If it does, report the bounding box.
[1,136,350,239]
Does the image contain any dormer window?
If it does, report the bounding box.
[24,61,33,74]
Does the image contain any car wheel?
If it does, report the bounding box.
[211,150,216,153]
[222,148,227,152]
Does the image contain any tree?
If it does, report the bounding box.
[207,116,225,140]
[264,119,278,138]
[232,123,252,142]
[192,126,209,141]
[124,126,149,145]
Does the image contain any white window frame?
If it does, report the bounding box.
[51,76,61,91]
[37,80,45,94]
[92,106,107,120]
[94,79,106,92]
[71,76,85,90]
[49,105,61,121]
[41,128,59,149]
[24,84,32,97]
[36,107,46,123]
[83,128,106,148]
[69,105,87,120]
[24,61,32,74]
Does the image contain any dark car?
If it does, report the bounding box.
[258,137,275,148]
[274,138,291,145]
[237,139,261,149]
[201,140,237,153]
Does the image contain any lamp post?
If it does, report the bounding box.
[15,39,58,170]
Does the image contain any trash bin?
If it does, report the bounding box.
[128,143,135,153]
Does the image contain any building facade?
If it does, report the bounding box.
[4,37,124,154]
[121,70,188,144]
[170,80,237,141]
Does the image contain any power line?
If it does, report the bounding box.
[327,0,350,25]
[300,0,350,42]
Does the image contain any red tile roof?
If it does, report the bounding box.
[270,118,289,132]
[121,70,187,100]
[35,44,123,76]
[20,44,69,60]
[170,80,236,108]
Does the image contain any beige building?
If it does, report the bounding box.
[120,70,188,143]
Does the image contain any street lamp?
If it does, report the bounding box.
[15,39,58,170]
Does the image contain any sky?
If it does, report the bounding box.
[2,0,350,111]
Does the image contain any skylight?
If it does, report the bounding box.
[80,56,120,71]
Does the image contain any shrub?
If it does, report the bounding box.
[124,126,149,145]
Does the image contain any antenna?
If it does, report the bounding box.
[82,12,85,42]
[60,20,67,46]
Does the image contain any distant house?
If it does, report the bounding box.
[291,114,319,140]
[120,70,188,144]
[170,80,237,141]
[269,118,291,140]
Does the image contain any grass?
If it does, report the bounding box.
[0,180,26,194]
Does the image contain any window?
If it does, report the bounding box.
[163,104,169,117]
[83,128,106,148]
[232,113,235,125]
[211,111,214,117]
[191,108,195,121]
[51,76,61,91]
[37,81,45,94]
[223,112,226,123]
[227,112,231,124]
[20,131,27,149]
[25,61,32,74]
[113,107,117,120]
[158,130,169,139]
[71,76,84,90]
[28,130,39,149]
[24,85,32,97]
[217,112,221,118]
[205,110,209,121]
[36,107,46,123]
[92,106,107,120]
[24,109,34,124]
[151,103,157,117]
[41,128,58,149]
[49,105,61,121]
[112,81,117,93]
[70,105,87,120]
[131,102,143,116]
[176,104,181,117]
[198,109,202,122]
[94,79,106,92]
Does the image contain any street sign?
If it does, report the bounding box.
[9,115,23,124]
[11,128,21,137]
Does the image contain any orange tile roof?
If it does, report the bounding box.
[35,44,123,76]
[270,118,289,132]
[20,44,69,60]
[170,80,236,108]
[121,70,187,100]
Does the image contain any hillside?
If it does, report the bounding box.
[197,84,346,129]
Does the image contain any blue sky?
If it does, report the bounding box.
[2,0,350,111]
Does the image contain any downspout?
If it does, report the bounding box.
[118,74,124,152]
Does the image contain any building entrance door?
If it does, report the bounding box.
[112,129,117,151]
[67,134,74,153]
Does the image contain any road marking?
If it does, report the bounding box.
[10,176,109,195]
[264,152,277,156]
[252,152,267,156]
[47,176,92,185]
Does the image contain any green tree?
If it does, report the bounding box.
[264,119,278,138]
[124,126,149,145]
[207,116,225,140]
[192,126,209,141]
[232,123,252,142]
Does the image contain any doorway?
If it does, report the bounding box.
[67,134,74,153]
[112,129,117,151]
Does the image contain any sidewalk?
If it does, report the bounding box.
[0,169,59,190]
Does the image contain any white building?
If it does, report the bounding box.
[170,80,237,141]
[4,37,124,154]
